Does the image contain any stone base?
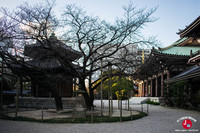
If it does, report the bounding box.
[15,97,86,109]
[72,108,86,118]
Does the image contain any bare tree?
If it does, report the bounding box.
[0,0,69,111]
[0,1,157,110]
[61,3,157,108]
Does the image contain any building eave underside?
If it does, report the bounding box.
[133,51,190,80]
[165,65,200,84]
[10,61,82,80]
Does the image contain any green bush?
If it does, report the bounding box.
[168,81,191,107]
[146,100,160,105]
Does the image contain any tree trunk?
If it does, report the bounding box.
[79,78,93,110]
[89,88,94,106]
[50,87,63,111]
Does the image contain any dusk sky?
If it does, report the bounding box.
[0,0,199,47]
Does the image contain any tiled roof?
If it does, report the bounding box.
[159,46,200,56]
[24,33,82,61]
[133,50,190,80]
[177,16,200,38]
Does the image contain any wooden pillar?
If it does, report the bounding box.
[150,78,153,97]
[143,80,145,97]
[36,85,38,98]
[166,70,171,97]
[166,70,170,79]
[155,76,158,97]
[161,73,164,97]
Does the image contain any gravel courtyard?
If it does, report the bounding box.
[0,101,200,133]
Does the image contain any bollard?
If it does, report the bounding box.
[147,104,149,114]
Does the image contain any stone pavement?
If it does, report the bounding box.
[0,101,200,133]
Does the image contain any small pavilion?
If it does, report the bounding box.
[12,33,83,98]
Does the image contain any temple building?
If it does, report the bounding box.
[13,33,82,98]
[134,16,200,98]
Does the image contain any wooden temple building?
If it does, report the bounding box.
[14,33,82,98]
[134,16,200,98]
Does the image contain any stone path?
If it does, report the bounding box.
[0,101,200,133]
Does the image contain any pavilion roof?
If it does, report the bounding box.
[10,58,83,79]
[24,33,82,61]
[133,50,190,80]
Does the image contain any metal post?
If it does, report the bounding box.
[42,106,43,122]
[141,104,143,112]
[119,73,122,122]
[5,105,8,116]
[108,62,111,116]
[20,77,23,97]
[130,107,132,120]
[125,99,127,110]
[100,59,103,116]
[108,84,110,116]
[91,107,93,123]
[120,97,122,122]
[147,104,149,114]
[128,97,130,111]
[25,98,27,111]
[36,85,38,98]
[111,65,113,114]
[15,77,20,117]
[0,60,3,116]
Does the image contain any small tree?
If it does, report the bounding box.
[96,69,133,100]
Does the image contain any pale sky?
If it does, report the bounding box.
[0,0,200,47]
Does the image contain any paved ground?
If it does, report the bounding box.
[0,101,200,133]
